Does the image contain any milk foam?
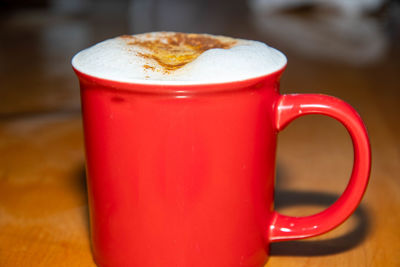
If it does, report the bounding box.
[72,32,287,85]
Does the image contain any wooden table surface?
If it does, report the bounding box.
[1,1,399,266]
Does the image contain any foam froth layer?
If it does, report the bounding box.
[72,32,287,85]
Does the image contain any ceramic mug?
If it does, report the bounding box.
[74,61,370,267]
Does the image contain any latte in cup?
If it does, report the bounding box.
[72,32,286,84]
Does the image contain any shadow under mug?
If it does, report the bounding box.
[74,64,370,267]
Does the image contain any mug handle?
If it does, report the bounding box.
[269,94,371,242]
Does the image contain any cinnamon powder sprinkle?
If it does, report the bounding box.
[120,33,237,73]
[143,64,155,71]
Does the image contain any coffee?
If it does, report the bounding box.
[72,32,286,84]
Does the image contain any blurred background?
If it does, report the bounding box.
[0,0,399,266]
[0,0,399,115]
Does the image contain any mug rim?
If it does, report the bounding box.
[73,63,287,94]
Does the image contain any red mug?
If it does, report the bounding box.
[74,62,370,266]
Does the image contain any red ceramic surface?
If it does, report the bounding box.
[74,66,370,267]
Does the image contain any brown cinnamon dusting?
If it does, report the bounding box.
[143,64,155,71]
[120,32,237,73]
